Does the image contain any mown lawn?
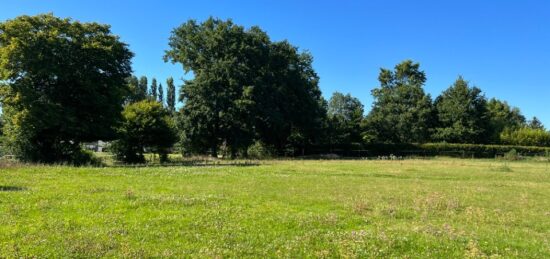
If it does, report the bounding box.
[1,158,549,257]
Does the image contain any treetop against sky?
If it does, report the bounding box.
[1,0,549,126]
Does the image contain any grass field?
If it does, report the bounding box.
[1,158,549,257]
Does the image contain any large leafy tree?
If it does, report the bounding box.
[111,100,176,163]
[253,41,326,153]
[326,92,364,146]
[166,77,176,112]
[486,98,526,143]
[432,76,489,143]
[364,60,433,143]
[165,17,325,156]
[0,14,132,163]
[166,18,260,157]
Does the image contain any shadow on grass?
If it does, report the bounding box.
[111,159,260,168]
[0,186,26,192]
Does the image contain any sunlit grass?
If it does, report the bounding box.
[1,158,549,257]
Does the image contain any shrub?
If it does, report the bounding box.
[503,149,520,161]
[500,127,550,147]
[247,141,274,159]
[111,100,176,164]
[304,143,550,158]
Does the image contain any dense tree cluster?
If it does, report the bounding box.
[363,61,433,144]
[0,14,548,164]
[165,18,325,157]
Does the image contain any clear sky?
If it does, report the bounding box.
[2,0,549,126]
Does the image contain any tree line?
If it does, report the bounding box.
[0,14,548,164]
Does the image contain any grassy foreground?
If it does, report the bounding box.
[1,158,549,258]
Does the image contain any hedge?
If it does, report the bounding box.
[303,143,550,158]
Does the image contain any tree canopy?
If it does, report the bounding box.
[111,100,176,163]
[364,60,433,143]
[1,14,548,164]
[166,77,176,112]
[432,76,489,143]
[486,98,526,143]
[326,92,364,146]
[0,14,133,163]
[165,17,325,156]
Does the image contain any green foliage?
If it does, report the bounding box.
[150,78,158,100]
[326,92,364,147]
[0,14,133,163]
[503,149,520,161]
[247,141,274,159]
[111,100,176,163]
[364,60,433,143]
[486,98,526,143]
[138,76,149,100]
[349,142,550,158]
[166,17,325,157]
[125,75,146,103]
[528,116,545,130]
[166,77,176,112]
[158,83,164,104]
[432,76,489,143]
[500,127,550,147]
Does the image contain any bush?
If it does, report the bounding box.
[71,150,103,166]
[111,100,177,164]
[503,149,520,161]
[247,141,274,159]
[500,127,550,147]
[303,142,550,158]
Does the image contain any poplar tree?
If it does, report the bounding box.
[166,77,176,112]
[150,78,158,99]
[158,83,164,104]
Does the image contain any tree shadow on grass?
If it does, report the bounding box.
[112,159,260,168]
[0,186,26,192]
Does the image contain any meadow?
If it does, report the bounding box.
[1,158,549,257]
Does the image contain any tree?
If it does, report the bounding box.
[486,98,526,143]
[0,14,133,164]
[158,83,164,104]
[166,18,258,157]
[166,17,326,157]
[139,76,148,99]
[150,78,158,100]
[326,92,364,147]
[253,41,326,154]
[528,117,545,130]
[166,77,176,112]
[364,60,433,143]
[432,76,489,143]
[111,100,176,163]
[125,75,144,103]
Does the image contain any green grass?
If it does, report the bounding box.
[1,158,549,257]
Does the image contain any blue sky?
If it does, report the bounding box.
[2,1,549,126]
